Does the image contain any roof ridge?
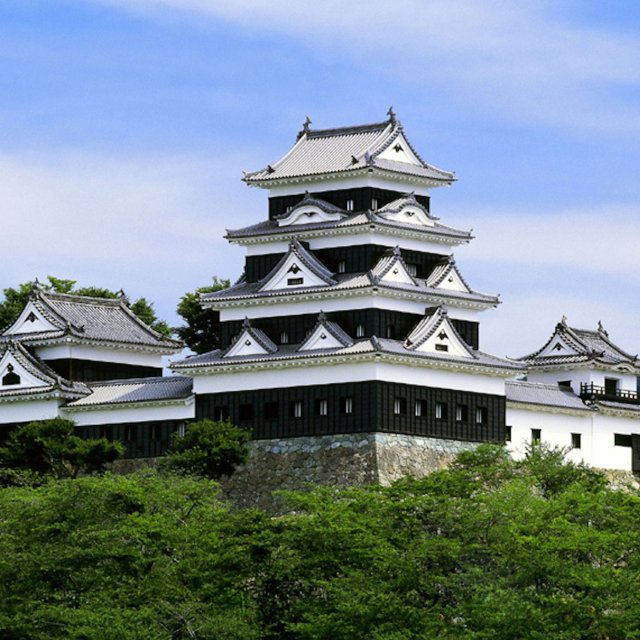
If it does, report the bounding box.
[304,120,390,139]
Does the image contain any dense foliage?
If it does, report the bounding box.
[175,277,230,353]
[160,418,250,479]
[0,418,123,486]
[0,276,172,336]
[0,445,639,639]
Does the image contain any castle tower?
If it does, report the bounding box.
[172,112,522,489]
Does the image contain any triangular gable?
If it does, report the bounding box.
[2,299,60,337]
[299,312,353,351]
[376,131,423,167]
[370,247,418,286]
[405,307,474,358]
[535,333,583,358]
[224,319,278,358]
[277,194,346,227]
[426,258,471,293]
[376,194,436,227]
[259,240,336,292]
[0,344,53,391]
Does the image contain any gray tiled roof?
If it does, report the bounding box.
[172,335,522,373]
[506,380,592,411]
[226,207,471,242]
[596,400,640,415]
[66,376,193,408]
[518,319,640,370]
[201,269,498,308]
[2,289,182,352]
[0,341,89,400]
[243,117,454,186]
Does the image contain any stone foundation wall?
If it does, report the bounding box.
[217,432,477,511]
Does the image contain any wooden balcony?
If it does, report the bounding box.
[579,382,640,405]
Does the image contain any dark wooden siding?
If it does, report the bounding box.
[44,359,161,383]
[196,380,505,443]
[268,187,430,219]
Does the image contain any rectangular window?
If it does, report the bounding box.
[435,402,447,420]
[264,402,278,421]
[346,199,354,211]
[150,423,161,441]
[531,428,541,445]
[214,406,230,421]
[287,277,304,286]
[340,397,353,415]
[571,433,582,449]
[177,423,186,437]
[371,198,378,210]
[337,260,346,273]
[406,263,418,277]
[476,407,488,424]
[239,404,254,421]
[289,401,302,419]
[614,433,632,447]
[505,425,512,442]
[356,324,365,338]
[456,404,468,422]
[558,380,572,389]
[435,344,448,352]
[415,399,427,417]
[315,399,328,416]
[393,397,407,415]
[605,378,620,396]
[125,425,135,441]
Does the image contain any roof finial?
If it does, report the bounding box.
[561,315,568,326]
[387,106,396,123]
[302,116,312,133]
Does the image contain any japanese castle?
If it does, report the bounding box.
[1,111,639,477]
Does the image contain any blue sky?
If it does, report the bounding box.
[1,0,639,356]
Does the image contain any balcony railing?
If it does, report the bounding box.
[579,382,640,404]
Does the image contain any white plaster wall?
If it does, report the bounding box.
[35,344,164,368]
[526,369,638,393]
[590,412,640,471]
[64,399,195,426]
[192,360,505,395]
[219,295,482,323]
[0,399,61,425]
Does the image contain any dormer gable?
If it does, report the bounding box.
[277,193,346,227]
[376,131,423,166]
[376,193,437,227]
[426,257,471,293]
[299,311,353,351]
[224,318,278,358]
[0,347,50,390]
[404,306,474,358]
[259,239,336,292]
[370,246,418,286]
[2,300,60,337]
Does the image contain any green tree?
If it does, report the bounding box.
[161,418,250,479]
[0,418,123,484]
[0,276,172,337]
[175,276,230,353]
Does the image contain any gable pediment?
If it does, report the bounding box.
[371,247,418,287]
[299,313,353,352]
[377,132,422,166]
[537,335,580,358]
[405,308,474,358]
[259,241,335,292]
[224,321,278,358]
[277,196,345,227]
[0,349,50,391]
[2,301,59,337]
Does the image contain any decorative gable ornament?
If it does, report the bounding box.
[370,246,418,287]
[224,318,278,358]
[426,256,472,293]
[259,239,336,292]
[298,311,353,351]
[404,306,474,358]
[376,193,437,228]
[2,300,59,337]
[277,193,346,227]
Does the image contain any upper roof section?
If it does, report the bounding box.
[243,110,455,189]
[1,285,182,354]
[517,317,640,373]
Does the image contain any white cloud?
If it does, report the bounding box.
[88,0,640,134]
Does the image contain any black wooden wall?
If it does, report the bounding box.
[44,359,161,383]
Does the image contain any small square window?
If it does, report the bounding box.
[435,402,447,420]
[531,428,541,445]
[505,425,512,442]
[280,331,289,344]
[214,406,230,421]
[287,277,304,286]
[435,344,448,352]
[346,199,354,212]
[355,324,365,338]
[456,404,468,422]
[371,198,378,210]
[289,401,302,419]
[239,404,254,421]
[340,397,353,415]
[476,407,488,424]
[571,433,581,449]
[264,402,278,420]
[393,397,407,415]
[614,433,632,447]
[406,263,418,277]
[315,399,328,416]
[125,425,135,441]
[337,260,346,274]
[150,423,162,441]
[415,399,427,417]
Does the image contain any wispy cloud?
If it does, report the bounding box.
[89,0,640,134]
